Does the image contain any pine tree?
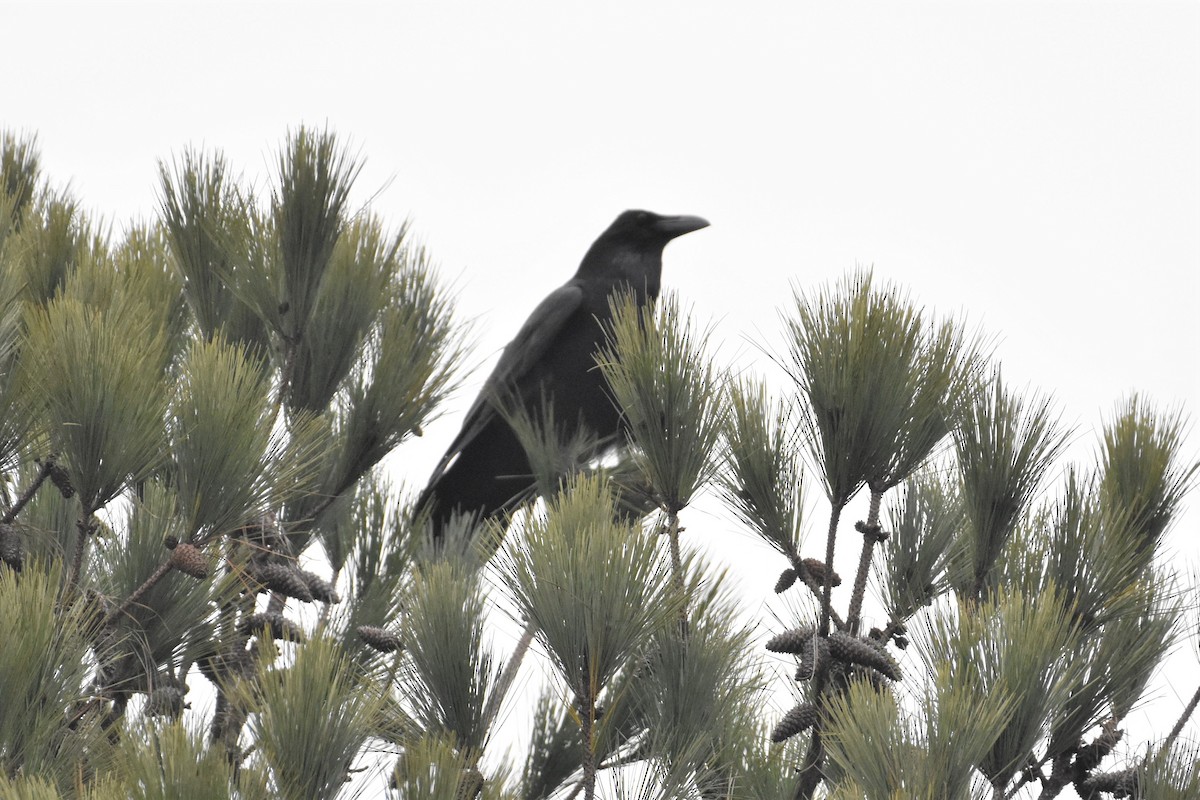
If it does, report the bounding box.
[0,128,1196,799]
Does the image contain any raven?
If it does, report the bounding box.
[417,209,709,535]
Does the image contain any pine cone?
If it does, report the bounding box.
[169,542,209,579]
[239,612,306,642]
[774,568,798,594]
[298,569,340,603]
[827,631,901,680]
[456,767,485,800]
[771,702,818,743]
[795,635,830,681]
[252,562,314,602]
[1078,767,1137,798]
[766,626,815,654]
[47,461,76,498]
[358,625,403,653]
[801,558,842,587]
[0,523,23,572]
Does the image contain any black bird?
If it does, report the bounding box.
[417,209,709,535]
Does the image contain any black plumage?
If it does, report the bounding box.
[417,209,709,535]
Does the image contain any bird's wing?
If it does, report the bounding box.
[426,282,586,484]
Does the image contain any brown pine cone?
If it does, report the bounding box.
[766,626,816,654]
[169,542,209,579]
[795,635,830,681]
[298,569,340,603]
[827,630,901,680]
[801,558,842,587]
[358,625,402,653]
[771,702,818,743]
[47,461,76,498]
[0,523,23,572]
[774,567,798,594]
[239,612,306,641]
[252,562,315,602]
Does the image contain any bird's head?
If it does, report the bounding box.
[577,210,709,283]
[603,209,710,248]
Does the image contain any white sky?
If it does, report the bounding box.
[5,0,1199,789]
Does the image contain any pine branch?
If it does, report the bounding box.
[1163,683,1200,752]
[579,680,598,800]
[480,621,536,736]
[2,459,52,524]
[664,511,688,632]
[819,503,844,637]
[846,490,886,634]
[105,560,173,624]
[793,728,825,800]
[65,514,98,595]
[789,553,847,631]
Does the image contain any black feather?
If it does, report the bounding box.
[416,210,708,536]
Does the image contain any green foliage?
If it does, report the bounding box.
[501,395,606,504]
[823,672,1012,798]
[272,127,360,343]
[499,475,680,703]
[172,336,323,539]
[0,286,33,474]
[722,377,806,556]
[0,138,37,477]
[93,482,226,692]
[390,734,504,800]
[1100,395,1198,565]
[877,469,963,621]
[952,373,1070,598]
[109,225,190,355]
[403,559,499,750]
[1,130,40,238]
[1091,577,1181,721]
[1047,577,1181,758]
[625,572,767,782]
[97,719,271,800]
[1138,742,1200,799]
[325,477,415,665]
[786,270,978,506]
[1040,469,1144,632]
[10,458,83,564]
[918,589,1085,788]
[157,146,268,351]
[0,561,108,789]
[323,250,465,498]
[521,689,584,800]
[239,635,388,800]
[598,290,726,514]
[4,193,89,305]
[1,126,1197,800]
[22,284,172,513]
[0,128,475,796]
[286,214,401,412]
[699,720,804,800]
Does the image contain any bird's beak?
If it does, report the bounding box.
[655,214,710,239]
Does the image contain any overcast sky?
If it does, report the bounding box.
[6,0,1200,773]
